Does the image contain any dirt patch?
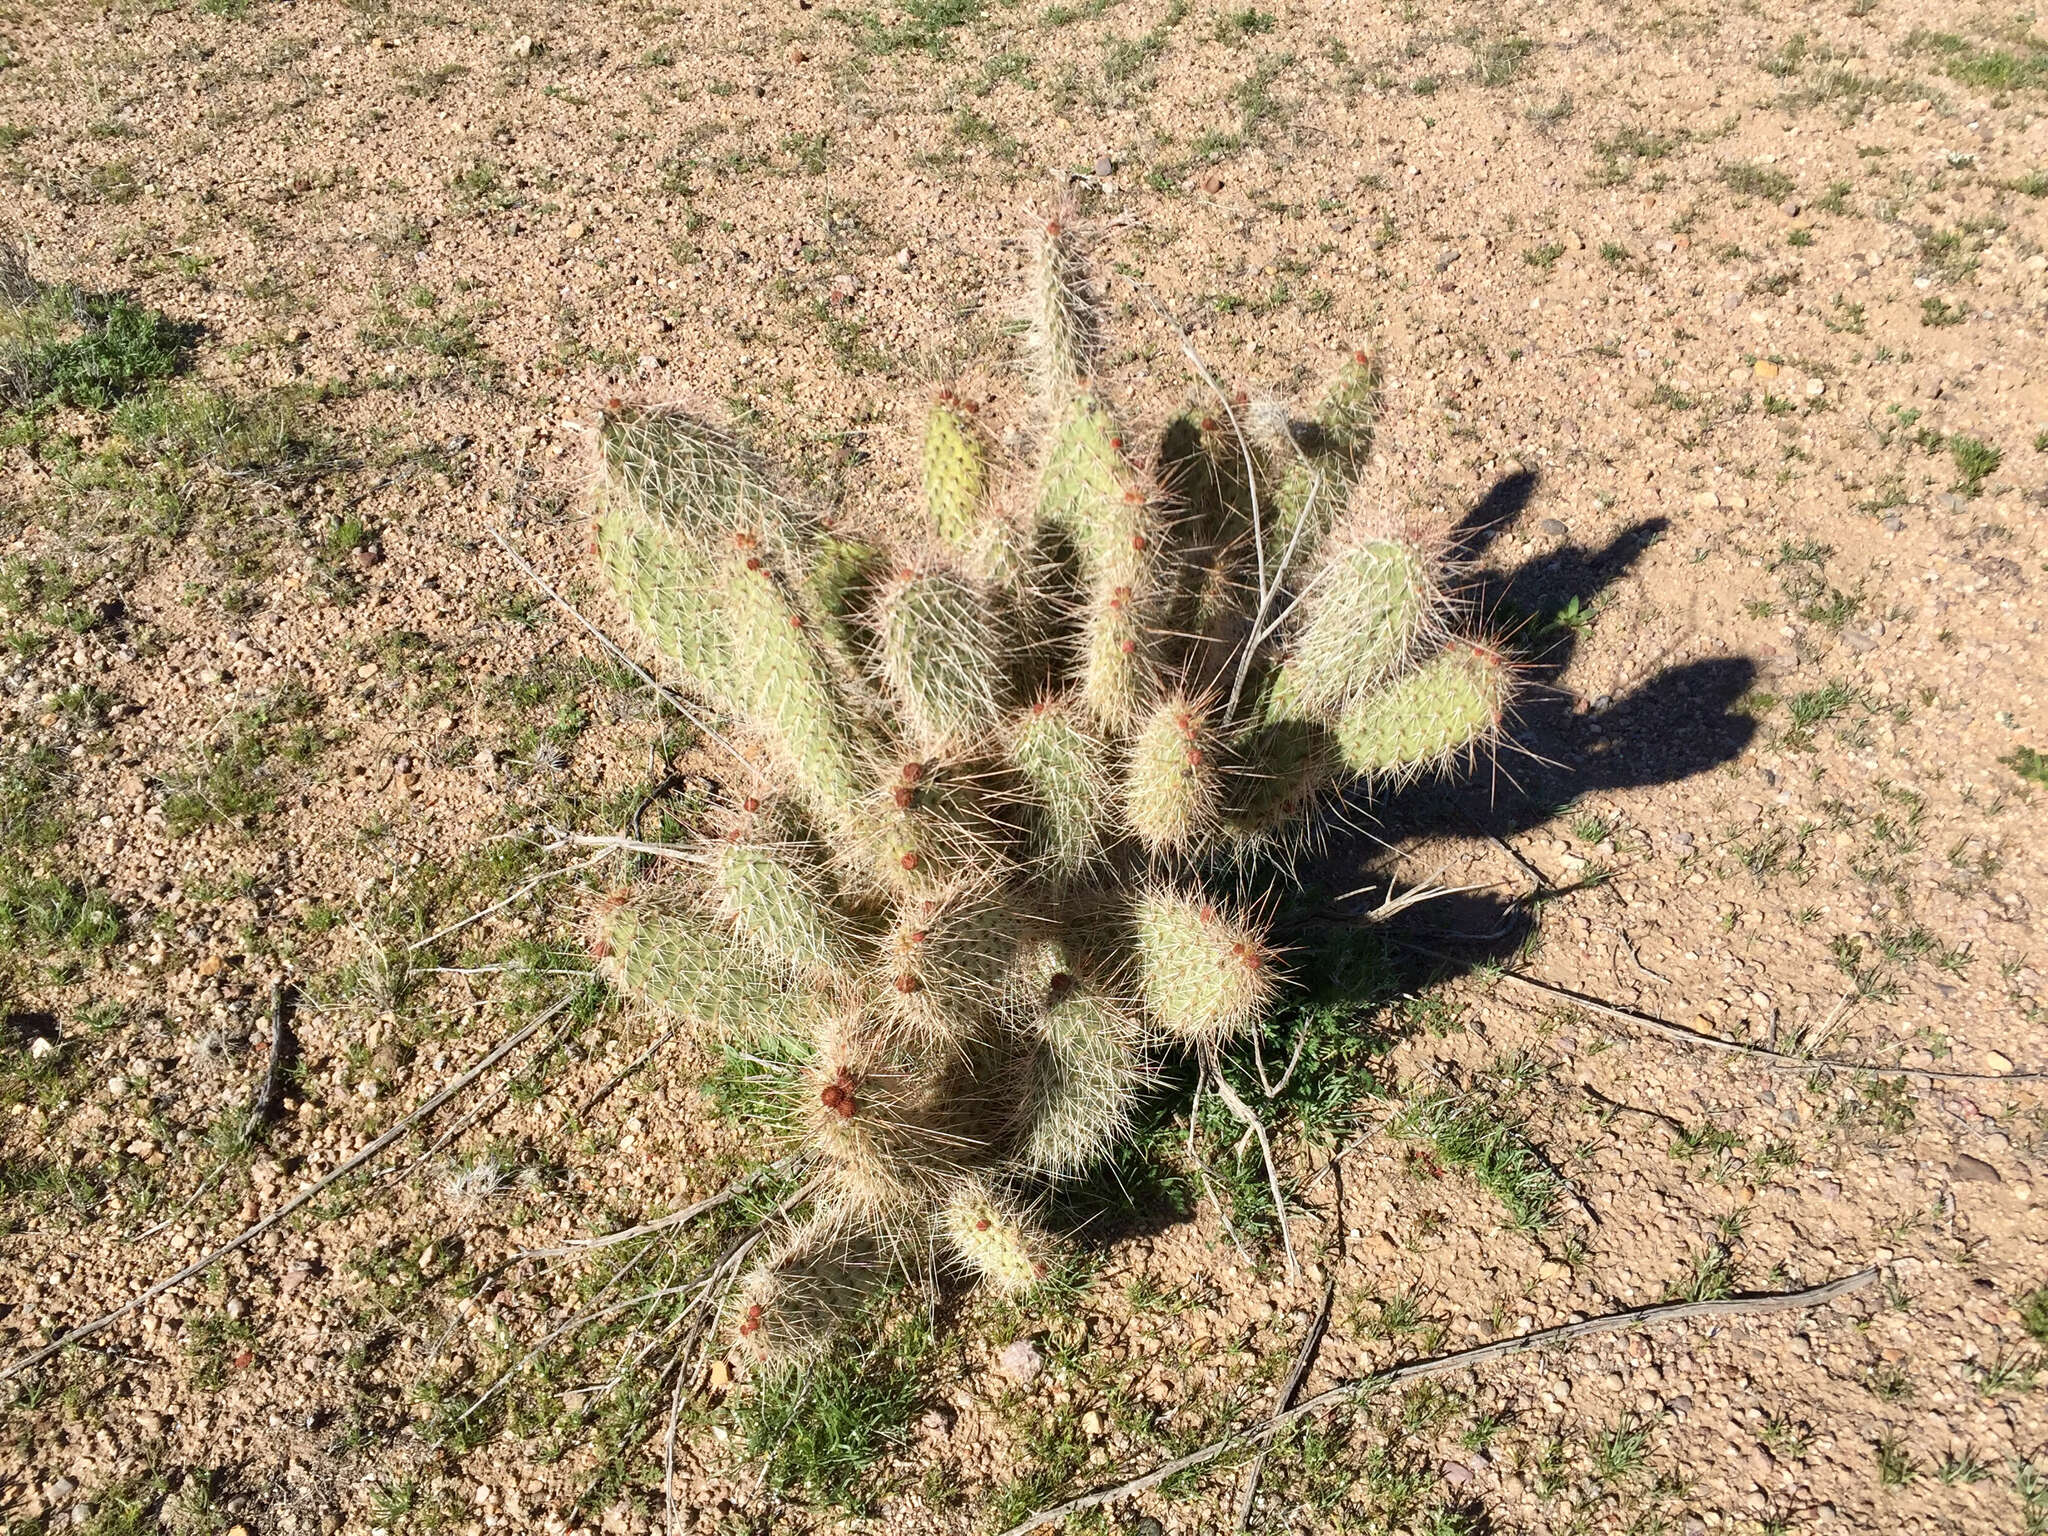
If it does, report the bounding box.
[0,2,2044,1534]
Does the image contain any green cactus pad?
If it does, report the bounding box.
[710,839,857,983]
[1008,700,1116,878]
[718,546,869,823]
[1131,888,1278,1049]
[876,885,1023,1048]
[599,406,805,559]
[1333,642,1509,782]
[1317,349,1382,468]
[732,1207,894,1367]
[1030,216,1097,395]
[1018,982,1146,1179]
[877,567,1010,751]
[922,395,991,551]
[594,897,797,1044]
[1286,532,1440,711]
[593,498,734,705]
[1124,694,1222,853]
[940,1179,1054,1293]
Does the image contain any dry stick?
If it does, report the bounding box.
[576,1017,689,1120]
[1203,1048,1300,1283]
[513,1162,805,1261]
[999,1267,1881,1536]
[0,1005,559,1383]
[1232,1274,1336,1532]
[404,1000,590,1175]
[1398,943,2048,1084]
[406,849,613,955]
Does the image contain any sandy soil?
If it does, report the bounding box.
[0,1,2045,1533]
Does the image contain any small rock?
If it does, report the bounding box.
[565,220,587,241]
[998,1337,1044,1385]
[1536,517,1568,537]
[1933,491,1966,512]
[1779,199,1800,217]
[1985,1050,2014,1074]
[788,45,807,62]
[1841,629,1877,654]
[1752,360,1780,380]
[1081,1408,1104,1437]
[1881,514,1904,533]
[708,1359,731,1392]
[893,247,912,270]
[1804,378,1825,398]
[1202,173,1224,194]
[511,34,537,57]
[1952,1154,2001,1184]
[1094,155,1115,177]
[1442,1460,1472,1485]
[47,1478,77,1502]
[26,1036,56,1060]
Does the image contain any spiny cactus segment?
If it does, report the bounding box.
[587,210,1513,1369]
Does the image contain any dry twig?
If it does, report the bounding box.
[999,1267,1880,1536]
[1233,1274,1335,1530]
[0,1002,568,1383]
[1401,943,2048,1084]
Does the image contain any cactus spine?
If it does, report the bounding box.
[587,210,1512,1358]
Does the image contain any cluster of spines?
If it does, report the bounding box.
[587,212,1516,1369]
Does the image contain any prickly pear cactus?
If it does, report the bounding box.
[586,212,1511,1367]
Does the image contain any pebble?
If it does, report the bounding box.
[998,1337,1044,1385]
[1202,173,1224,194]
[1442,1460,1472,1484]
[1094,155,1115,177]
[565,220,587,241]
[26,1036,56,1060]
[1779,199,1800,217]
[1952,1154,2001,1183]
[1081,1409,1104,1437]
[1536,517,1568,537]
[1752,360,1780,380]
[1985,1050,2014,1074]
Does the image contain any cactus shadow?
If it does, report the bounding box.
[1322,474,1760,968]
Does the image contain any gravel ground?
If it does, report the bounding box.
[0,1,2044,1533]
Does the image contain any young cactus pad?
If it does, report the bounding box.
[587,211,1513,1358]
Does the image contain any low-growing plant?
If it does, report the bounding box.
[586,208,1517,1378]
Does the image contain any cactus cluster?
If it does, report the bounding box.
[587,213,1511,1367]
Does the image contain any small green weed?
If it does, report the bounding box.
[1720,162,1795,202]
[1396,1089,1563,1233]
[1950,435,2001,494]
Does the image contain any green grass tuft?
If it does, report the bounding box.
[1396,1089,1563,1233]
[736,1309,933,1510]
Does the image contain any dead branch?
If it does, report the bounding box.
[1399,943,2048,1084]
[0,999,570,1383]
[1233,1274,1335,1531]
[999,1266,1880,1536]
